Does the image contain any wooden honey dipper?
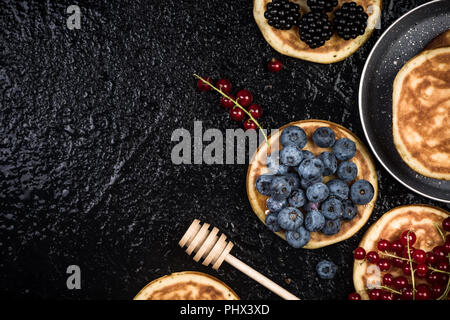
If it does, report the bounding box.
[179,219,300,300]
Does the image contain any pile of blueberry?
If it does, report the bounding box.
[255,125,375,248]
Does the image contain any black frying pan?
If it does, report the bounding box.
[359,0,450,203]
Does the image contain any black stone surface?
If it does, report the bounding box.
[0,0,446,300]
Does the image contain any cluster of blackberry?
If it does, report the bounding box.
[264,0,369,48]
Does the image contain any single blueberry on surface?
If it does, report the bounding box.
[316,260,338,279]
[284,173,301,190]
[286,226,310,248]
[266,152,289,175]
[297,158,324,180]
[350,179,374,205]
[270,176,292,200]
[266,197,288,213]
[326,179,349,200]
[337,161,358,182]
[333,138,356,161]
[265,213,282,232]
[312,127,335,148]
[280,146,303,167]
[277,207,304,231]
[306,182,329,202]
[342,199,358,221]
[321,197,344,220]
[280,126,307,148]
[304,201,321,212]
[255,174,274,196]
[321,219,341,235]
[318,152,337,176]
[304,209,326,232]
[301,150,315,161]
[288,189,307,208]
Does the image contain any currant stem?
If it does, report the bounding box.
[433,222,446,243]
[381,251,408,261]
[194,74,270,147]
[428,266,450,275]
[437,273,450,300]
[406,231,416,300]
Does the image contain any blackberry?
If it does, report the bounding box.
[298,12,333,48]
[334,2,368,40]
[307,0,338,13]
[264,0,301,30]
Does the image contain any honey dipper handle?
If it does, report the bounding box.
[224,254,300,300]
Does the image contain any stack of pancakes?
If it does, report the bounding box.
[393,30,450,180]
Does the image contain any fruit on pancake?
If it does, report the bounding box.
[424,30,450,51]
[253,0,382,64]
[333,2,368,40]
[392,47,450,180]
[134,271,239,300]
[247,120,378,249]
[352,205,449,300]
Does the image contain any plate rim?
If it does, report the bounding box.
[358,0,450,203]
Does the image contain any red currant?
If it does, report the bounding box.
[426,252,438,266]
[401,285,413,300]
[442,217,450,232]
[390,239,403,254]
[236,89,253,107]
[402,246,416,259]
[436,261,449,272]
[383,273,394,286]
[393,276,408,290]
[353,247,366,260]
[412,249,426,264]
[220,94,236,109]
[433,246,446,261]
[402,263,414,275]
[348,292,361,300]
[230,107,245,122]
[436,273,449,285]
[444,241,450,254]
[243,119,257,131]
[416,284,432,300]
[216,79,232,93]
[197,77,212,92]
[368,289,381,300]
[377,239,390,252]
[427,272,439,284]
[392,257,405,268]
[432,283,445,299]
[380,291,394,300]
[268,58,283,73]
[366,251,379,264]
[248,104,262,119]
[377,259,391,272]
[400,230,416,246]
[416,263,428,278]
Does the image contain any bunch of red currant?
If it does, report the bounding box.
[348,217,450,300]
[197,77,263,131]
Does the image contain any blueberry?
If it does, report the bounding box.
[266,152,289,175]
[312,127,335,148]
[284,173,301,190]
[288,189,307,208]
[300,176,322,190]
[318,152,337,176]
[304,209,326,232]
[270,176,292,200]
[337,161,358,182]
[333,138,356,161]
[266,197,288,213]
[306,182,329,202]
[301,150,315,161]
[280,126,307,148]
[255,174,274,196]
[321,198,344,220]
[280,146,303,167]
[277,207,303,231]
[316,260,337,280]
[297,158,324,180]
[350,179,374,205]
[326,179,349,200]
[303,201,321,212]
[321,219,341,235]
[342,199,358,221]
[286,226,310,248]
[265,213,282,232]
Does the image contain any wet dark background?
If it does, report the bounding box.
[0,0,446,300]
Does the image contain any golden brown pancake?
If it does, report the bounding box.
[424,30,450,51]
[392,47,450,180]
[246,120,378,249]
[253,0,382,64]
[134,271,239,300]
[353,205,449,300]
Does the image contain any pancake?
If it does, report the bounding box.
[246,120,378,249]
[253,0,382,64]
[353,205,449,300]
[424,30,450,51]
[392,47,450,180]
[134,271,239,300]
